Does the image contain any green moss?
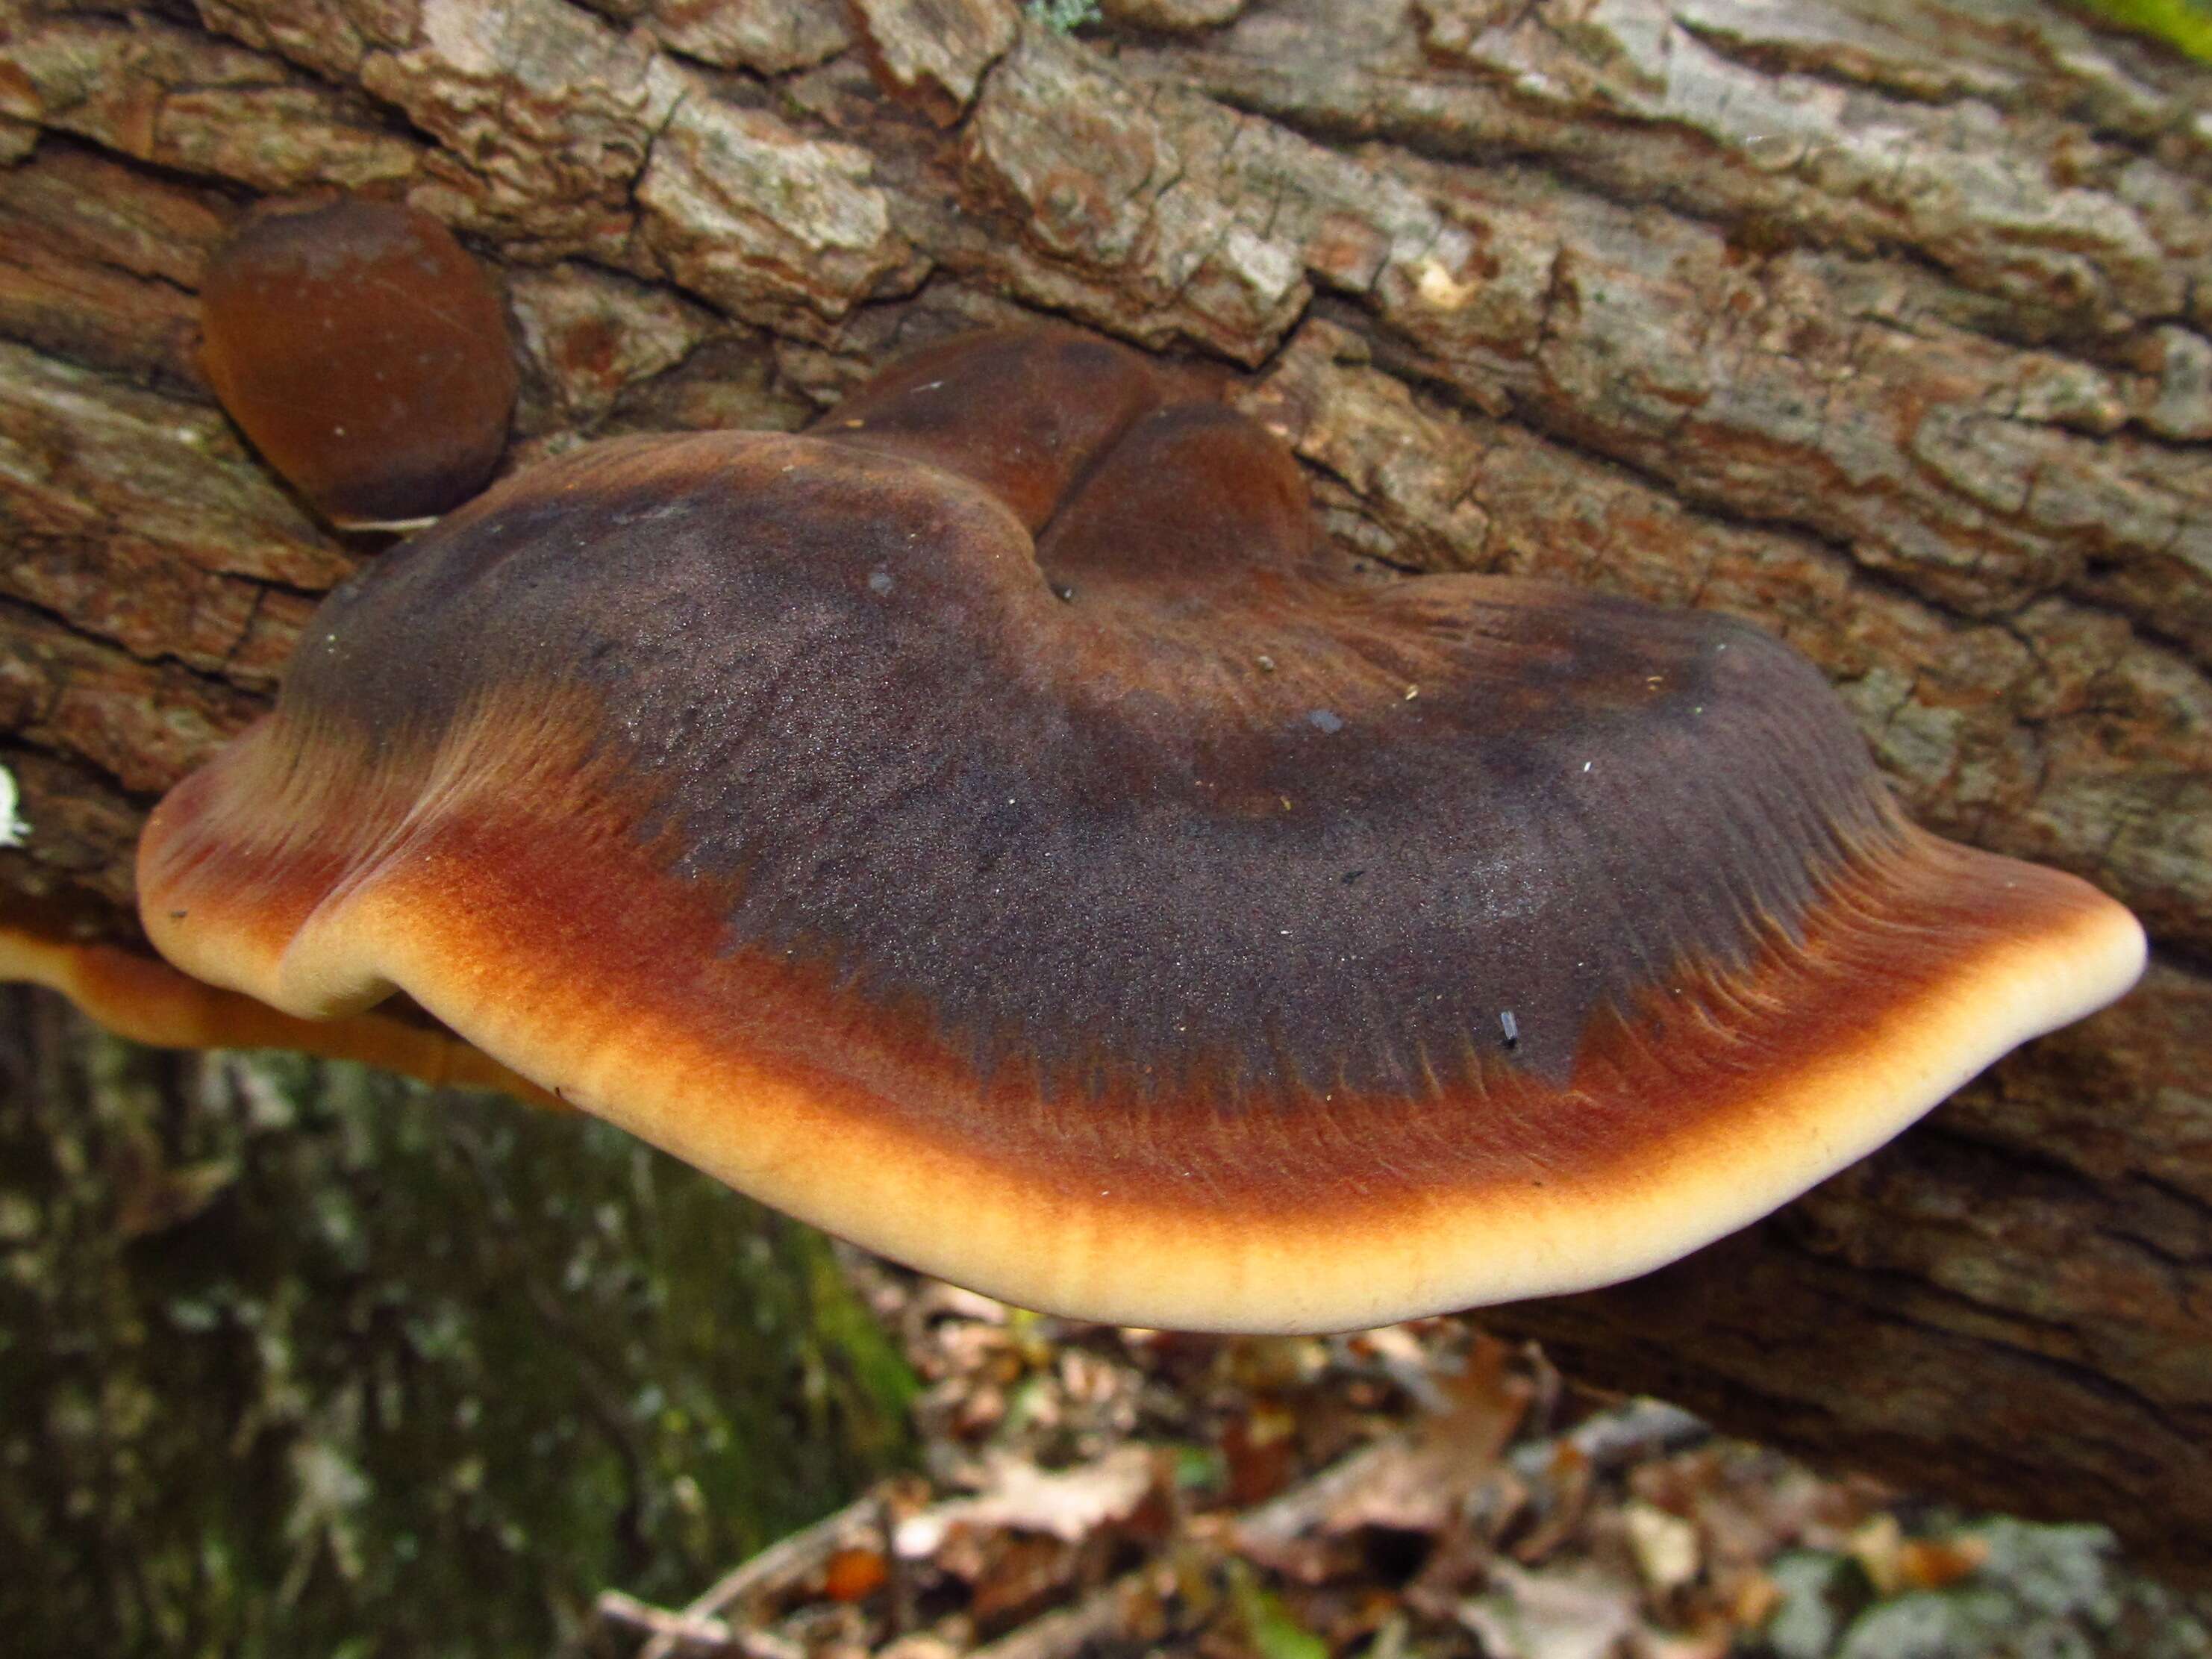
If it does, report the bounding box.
[0,1006,916,1658]
[2068,0,2212,61]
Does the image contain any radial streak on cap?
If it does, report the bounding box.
[136,327,2148,1334]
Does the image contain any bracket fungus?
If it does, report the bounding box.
[136,328,2146,1334]
[199,198,518,529]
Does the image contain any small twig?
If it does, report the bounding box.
[595,1590,804,1659]
[966,1566,1159,1659]
[636,1496,882,1659]
[1234,1433,1411,1555]
[881,1488,919,1640]
[1510,1398,1710,1481]
[595,1590,733,1652]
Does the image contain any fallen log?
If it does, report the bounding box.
[2,0,2205,1581]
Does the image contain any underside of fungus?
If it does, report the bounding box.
[136,328,2146,1333]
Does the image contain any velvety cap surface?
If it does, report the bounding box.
[200,199,518,528]
[138,328,2146,1331]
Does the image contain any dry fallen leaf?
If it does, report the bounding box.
[1623,1500,1702,1597]
[1238,1331,1530,1567]
[1459,1560,1638,1659]
[1847,1512,1907,1596]
[822,1546,888,1604]
[1896,1531,1992,1591]
[895,1445,1159,1556]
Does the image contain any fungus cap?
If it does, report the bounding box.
[200,198,518,528]
[137,328,2146,1333]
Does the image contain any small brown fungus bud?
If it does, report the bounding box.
[199,198,519,528]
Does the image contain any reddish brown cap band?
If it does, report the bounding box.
[137,328,2146,1331]
[200,199,517,528]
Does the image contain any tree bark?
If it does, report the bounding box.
[2,0,2208,1581]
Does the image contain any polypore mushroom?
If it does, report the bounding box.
[135,327,2146,1333]
[199,198,518,529]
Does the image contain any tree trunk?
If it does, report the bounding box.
[0,987,918,1657]
[3,0,2208,1581]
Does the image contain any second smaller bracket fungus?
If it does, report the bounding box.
[137,327,2149,1334]
[199,198,519,530]
[0,902,554,1105]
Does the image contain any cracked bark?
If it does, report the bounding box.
[2,0,2208,1581]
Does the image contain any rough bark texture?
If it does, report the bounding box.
[1,0,2208,1580]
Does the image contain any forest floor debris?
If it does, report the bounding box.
[596,1255,2212,1659]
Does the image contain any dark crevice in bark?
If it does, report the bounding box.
[1341,297,2156,637]
[0,589,288,705]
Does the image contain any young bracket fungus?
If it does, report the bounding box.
[199,198,519,529]
[136,328,2146,1334]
